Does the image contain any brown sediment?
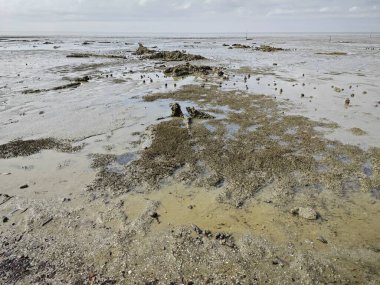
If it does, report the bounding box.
[1,84,379,284]
[316,52,348,56]
[22,82,81,94]
[0,138,82,159]
[66,53,126,59]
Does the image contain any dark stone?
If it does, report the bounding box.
[170,103,184,117]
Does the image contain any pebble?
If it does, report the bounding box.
[317,236,328,244]
[291,207,318,220]
[19,184,29,189]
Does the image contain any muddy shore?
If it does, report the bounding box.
[0,36,379,284]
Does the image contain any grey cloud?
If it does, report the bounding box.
[0,0,379,33]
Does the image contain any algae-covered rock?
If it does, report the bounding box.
[135,43,206,61]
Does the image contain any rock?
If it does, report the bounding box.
[164,63,213,77]
[19,184,29,189]
[345,98,350,105]
[317,236,328,244]
[135,43,205,61]
[170,103,184,117]
[191,224,203,234]
[255,45,284,52]
[75,75,90,83]
[2,216,9,223]
[186,107,215,119]
[149,212,159,219]
[232,43,251,49]
[291,207,318,220]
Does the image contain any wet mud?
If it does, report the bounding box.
[1,35,379,285]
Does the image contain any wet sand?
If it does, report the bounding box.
[0,34,379,284]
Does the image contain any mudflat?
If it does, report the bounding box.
[0,35,379,284]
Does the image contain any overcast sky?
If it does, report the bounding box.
[0,0,379,35]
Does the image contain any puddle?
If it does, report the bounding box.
[246,124,261,132]
[107,153,137,174]
[223,122,240,138]
[362,161,373,177]
[337,154,352,164]
[203,122,217,133]
[285,127,298,135]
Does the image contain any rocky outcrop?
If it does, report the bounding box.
[164,63,222,77]
[136,43,206,61]
[170,103,184,117]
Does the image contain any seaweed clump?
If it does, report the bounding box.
[231,44,251,49]
[0,138,81,159]
[255,45,284,52]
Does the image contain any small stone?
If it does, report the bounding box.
[3,216,9,223]
[19,184,29,189]
[301,94,305,98]
[291,207,318,220]
[345,98,350,105]
[170,103,184,117]
[149,212,159,219]
[317,236,328,244]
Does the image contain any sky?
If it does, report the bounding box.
[0,0,379,35]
